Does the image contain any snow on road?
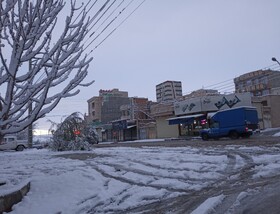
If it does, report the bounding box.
[1,143,280,213]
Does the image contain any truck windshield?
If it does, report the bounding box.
[210,121,219,128]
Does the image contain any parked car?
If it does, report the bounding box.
[0,136,28,151]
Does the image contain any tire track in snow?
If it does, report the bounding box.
[122,149,256,214]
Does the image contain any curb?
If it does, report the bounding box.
[0,182,30,213]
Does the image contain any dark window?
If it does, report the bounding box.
[261,101,268,106]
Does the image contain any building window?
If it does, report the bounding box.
[261,101,268,106]
[260,77,268,84]
[262,89,270,95]
[246,80,252,86]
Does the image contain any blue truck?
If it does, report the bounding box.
[200,106,259,140]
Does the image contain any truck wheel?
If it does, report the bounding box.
[201,133,209,141]
[16,145,25,151]
[229,131,239,139]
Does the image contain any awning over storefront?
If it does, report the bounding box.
[166,114,205,125]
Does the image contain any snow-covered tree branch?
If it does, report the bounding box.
[0,0,94,140]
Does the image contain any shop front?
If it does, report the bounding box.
[168,93,252,137]
[167,114,207,136]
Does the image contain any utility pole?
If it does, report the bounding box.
[131,98,139,140]
[28,60,33,148]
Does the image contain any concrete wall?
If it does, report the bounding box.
[252,95,280,129]
[156,117,179,138]
[270,96,280,128]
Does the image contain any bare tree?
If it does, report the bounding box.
[0,0,93,140]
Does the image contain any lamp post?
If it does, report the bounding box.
[272,57,280,66]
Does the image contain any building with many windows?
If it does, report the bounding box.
[183,89,219,99]
[234,69,280,96]
[87,89,129,124]
[120,97,156,140]
[87,89,156,142]
[234,69,280,129]
[156,80,182,103]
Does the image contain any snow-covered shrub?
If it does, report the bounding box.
[50,138,91,152]
[49,112,98,151]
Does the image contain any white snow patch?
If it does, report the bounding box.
[273,132,280,137]
[191,194,225,214]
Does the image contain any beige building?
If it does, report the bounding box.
[183,89,219,99]
[87,96,102,124]
[87,89,129,124]
[156,80,182,103]
[234,69,280,96]
[234,69,280,129]
[150,102,178,138]
[252,95,280,129]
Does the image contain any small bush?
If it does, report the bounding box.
[48,112,97,151]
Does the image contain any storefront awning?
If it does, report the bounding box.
[166,114,205,125]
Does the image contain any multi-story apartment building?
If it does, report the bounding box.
[120,97,151,121]
[87,89,130,124]
[234,69,280,129]
[87,90,156,141]
[183,89,219,99]
[234,69,280,96]
[156,80,182,103]
[120,97,156,140]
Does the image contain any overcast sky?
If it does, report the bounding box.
[38,0,280,131]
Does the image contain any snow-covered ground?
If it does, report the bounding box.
[1,138,280,213]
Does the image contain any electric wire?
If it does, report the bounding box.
[23,0,146,106]
[88,0,146,54]
[83,0,142,53]
[183,63,280,95]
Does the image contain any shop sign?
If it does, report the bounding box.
[174,92,252,115]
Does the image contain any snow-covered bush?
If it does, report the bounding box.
[50,137,91,152]
[49,112,98,151]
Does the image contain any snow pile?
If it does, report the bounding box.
[252,153,280,178]
[191,194,225,214]
[273,132,280,137]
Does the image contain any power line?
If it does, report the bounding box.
[87,0,146,54]
[87,0,126,40]
[183,63,280,95]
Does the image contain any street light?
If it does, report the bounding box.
[272,57,280,66]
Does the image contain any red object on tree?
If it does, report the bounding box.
[74,130,81,136]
